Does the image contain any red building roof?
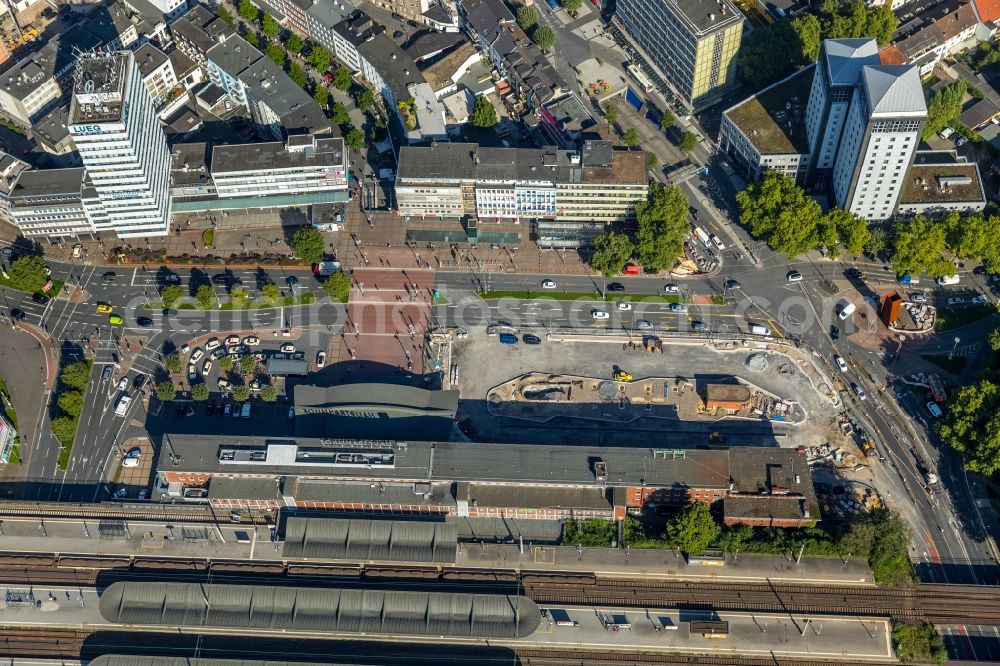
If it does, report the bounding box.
[976,0,1000,24]
[879,44,907,65]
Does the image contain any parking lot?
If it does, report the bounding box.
[112,437,155,500]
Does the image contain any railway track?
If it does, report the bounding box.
[516,649,890,665]
[0,629,86,657]
[0,500,253,523]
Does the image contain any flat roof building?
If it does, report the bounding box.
[154,437,818,527]
[613,0,743,110]
[8,168,91,240]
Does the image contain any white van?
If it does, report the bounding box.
[115,395,132,417]
[749,324,771,336]
[838,302,857,320]
[937,274,960,285]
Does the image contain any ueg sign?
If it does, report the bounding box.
[70,124,104,135]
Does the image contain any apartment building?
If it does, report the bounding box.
[0,24,102,127]
[134,42,178,104]
[889,0,977,76]
[614,0,743,109]
[170,5,235,63]
[69,52,172,237]
[7,168,92,240]
[396,140,646,244]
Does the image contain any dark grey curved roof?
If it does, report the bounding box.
[90,654,368,666]
[281,517,457,563]
[99,583,539,639]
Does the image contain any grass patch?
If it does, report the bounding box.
[151,293,318,311]
[711,295,726,305]
[0,275,64,299]
[6,443,18,465]
[477,290,688,304]
[892,621,947,664]
[935,303,998,331]
[53,359,92,471]
[0,374,18,465]
[921,354,967,374]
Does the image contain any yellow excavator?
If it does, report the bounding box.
[613,369,633,382]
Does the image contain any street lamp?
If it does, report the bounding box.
[949,336,961,360]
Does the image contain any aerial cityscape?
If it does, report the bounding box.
[0,0,996,661]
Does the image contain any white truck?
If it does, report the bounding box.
[114,395,132,417]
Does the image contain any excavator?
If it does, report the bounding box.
[612,369,633,382]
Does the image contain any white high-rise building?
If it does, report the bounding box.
[804,39,880,186]
[830,64,926,222]
[69,51,172,238]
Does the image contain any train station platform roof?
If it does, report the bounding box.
[99,582,539,638]
[281,517,458,563]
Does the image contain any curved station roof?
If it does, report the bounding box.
[99,582,540,639]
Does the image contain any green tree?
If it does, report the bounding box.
[533,25,555,52]
[262,283,280,301]
[289,61,307,88]
[219,355,234,372]
[333,65,352,91]
[265,42,286,67]
[893,622,947,664]
[623,128,639,149]
[156,382,177,402]
[660,107,675,130]
[238,0,259,23]
[989,326,1000,352]
[821,0,897,46]
[356,88,376,112]
[589,231,634,277]
[646,152,659,172]
[245,31,259,47]
[563,519,617,547]
[790,13,822,62]
[308,46,331,72]
[261,385,278,402]
[262,13,279,38]
[331,101,351,126]
[51,416,77,447]
[937,379,1000,475]
[947,213,1000,271]
[345,128,365,152]
[635,182,689,271]
[891,215,954,278]
[923,80,966,140]
[8,256,48,293]
[313,84,328,108]
[229,286,248,309]
[737,20,808,90]
[604,105,617,127]
[679,131,697,153]
[160,283,183,307]
[240,355,257,374]
[825,208,870,257]
[664,502,720,554]
[516,5,537,29]
[563,0,582,12]
[864,227,888,257]
[291,226,325,265]
[216,5,235,26]
[471,95,498,127]
[195,284,216,309]
[736,171,824,258]
[60,361,91,391]
[285,33,303,54]
[868,509,914,586]
[324,271,350,302]
[58,390,83,417]
[192,383,209,401]
[232,385,251,402]
[164,353,181,374]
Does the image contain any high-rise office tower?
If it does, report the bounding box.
[830,64,926,222]
[69,51,172,237]
[615,0,742,109]
[804,38,880,185]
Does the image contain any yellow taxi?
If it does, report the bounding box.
[96,303,113,314]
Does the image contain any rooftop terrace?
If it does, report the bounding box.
[900,163,984,203]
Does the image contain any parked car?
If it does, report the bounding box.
[636,320,654,330]
[541,279,557,289]
[280,343,295,353]
[210,347,227,360]
[522,334,542,344]
[205,338,221,350]
[202,360,213,376]
[499,333,518,344]
[189,348,204,363]
[971,294,988,305]
[909,292,926,303]
[591,309,609,320]
[786,270,803,282]
[187,365,197,380]
[927,401,943,418]
[225,335,241,346]
[113,487,128,498]
[724,279,741,291]
[101,365,113,382]
[663,284,680,294]
[852,383,867,401]
[607,282,625,292]
[835,356,848,372]
[117,377,128,391]
[163,274,181,283]
[243,336,260,346]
